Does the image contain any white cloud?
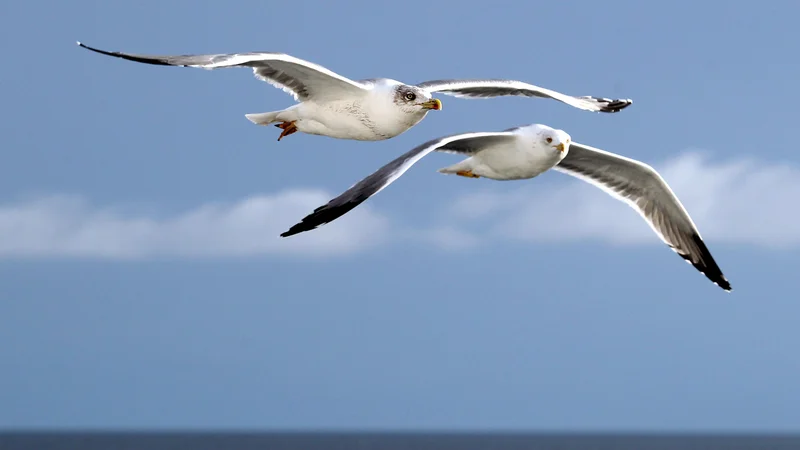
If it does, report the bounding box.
[0,190,389,259]
[446,151,800,249]
[0,151,798,260]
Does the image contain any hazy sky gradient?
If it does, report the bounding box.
[2,0,799,431]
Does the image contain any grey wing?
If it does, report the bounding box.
[77,41,368,101]
[280,132,517,237]
[554,142,731,291]
[417,79,633,113]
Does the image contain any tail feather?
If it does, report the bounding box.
[438,160,472,175]
[245,111,281,125]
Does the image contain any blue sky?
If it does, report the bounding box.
[2,0,800,431]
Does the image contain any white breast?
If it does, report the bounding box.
[360,89,427,138]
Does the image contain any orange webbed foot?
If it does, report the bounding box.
[275,121,298,141]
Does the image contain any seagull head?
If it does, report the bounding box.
[523,124,572,154]
[548,129,571,154]
[393,85,442,113]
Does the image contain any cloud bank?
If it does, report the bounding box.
[0,151,798,259]
[0,190,388,259]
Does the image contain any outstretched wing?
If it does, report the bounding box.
[554,142,731,291]
[280,132,517,237]
[77,42,368,101]
[417,79,632,113]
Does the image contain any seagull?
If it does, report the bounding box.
[280,124,731,292]
[77,42,633,142]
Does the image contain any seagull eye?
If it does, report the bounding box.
[405,92,416,101]
[546,137,553,144]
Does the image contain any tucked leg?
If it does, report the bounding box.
[456,170,480,178]
[275,121,298,141]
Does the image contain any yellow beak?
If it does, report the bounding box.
[557,142,566,152]
[421,98,443,110]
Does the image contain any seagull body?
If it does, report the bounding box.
[437,125,571,180]
[281,124,731,292]
[77,42,632,141]
[245,78,439,141]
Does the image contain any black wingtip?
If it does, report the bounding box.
[279,228,302,238]
[77,41,105,54]
[280,217,310,237]
[715,276,733,293]
[279,196,365,239]
[76,41,174,66]
[280,221,325,238]
[76,41,107,55]
[280,204,334,238]
[600,98,634,113]
[580,96,633,113]
[681,234,732,292]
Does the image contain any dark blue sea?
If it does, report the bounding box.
[1,432,799,450]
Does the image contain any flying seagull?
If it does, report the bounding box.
[280,124,731,292]
[77,42,633,142]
